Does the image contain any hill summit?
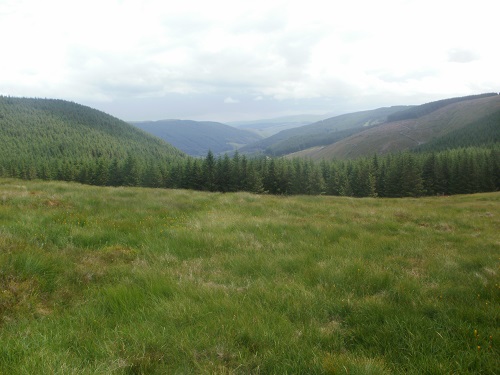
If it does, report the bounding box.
[284,93,500,160]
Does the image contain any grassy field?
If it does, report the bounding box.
[0,178,498,374]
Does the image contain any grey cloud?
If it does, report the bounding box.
[447,48,479,63]
[374,68,439,83]
[224,97,239,103]
[83,91,343,123]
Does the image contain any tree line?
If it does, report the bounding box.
[1,146,498,198]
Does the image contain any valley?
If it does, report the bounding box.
[0,92,498,373]
[2,1,498,373]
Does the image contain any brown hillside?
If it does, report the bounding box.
[297,94,500,160]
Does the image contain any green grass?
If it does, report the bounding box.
[0,178,499,374]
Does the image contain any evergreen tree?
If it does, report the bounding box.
[307,165,326,195]
[384,156,403,197]
[246,163,264,193]
[338,166,353,196]
[181,158,194,189]
[422,153,437,195]
[202,150,216,191]
[190,159,204,191]
[351,162,375,197]
[123,154,141,186]
[326,164,341,196]
[143,162,163,188]
[94,158,109,186]
[231,151,242,191]
[400,154,423,197]
[216,154,232,192]
[108,158,123,186]
[263,158,279,194]
[435,154,451,195]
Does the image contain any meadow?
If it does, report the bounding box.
[0,178,498,374]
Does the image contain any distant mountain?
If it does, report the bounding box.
[131,119,262,156]
[239,106,409,156]
[0,96,185,185]
[294,93,500,160]
[386,93,498,122]
[228,113,334,137]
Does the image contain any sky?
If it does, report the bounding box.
[1,0,499,122]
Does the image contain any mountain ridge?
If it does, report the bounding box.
[131,119,262,156]
[239,106,410,155]
[294,94,500,160]
[228,113,334,137]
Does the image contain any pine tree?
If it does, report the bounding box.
[326,164,341,196]
[143,162,163,188]
[384,156,403,197]
[108,158,123,186]
[263,158,279,194]
[308,166,326,195]
[181,158,194,189]
[123,154,141,186]
[190,159,204,191]
[231,151,242,191]
[246,163,264,193]
[422,153,437,195]
[202,150,216,191]
[216,154,232,192]
[400,154,423,197]
[338,166,352,197]
[94,158,109,186]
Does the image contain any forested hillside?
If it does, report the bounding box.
[240,106,409,156]
[386,93,498,122]
[0,97,186,186]
[298,94,500,160]
[131,119,262,156]
[1,96,498,198]
[414,110,500,153]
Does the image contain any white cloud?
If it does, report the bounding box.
[224,97,240,104]
[0,0,499,121]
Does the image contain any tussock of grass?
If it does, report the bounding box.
[0,178,499,374]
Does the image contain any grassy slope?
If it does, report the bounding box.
[0,179,498,374]
[300,95,500,160]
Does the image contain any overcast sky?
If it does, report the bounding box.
[1,0,498,122]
